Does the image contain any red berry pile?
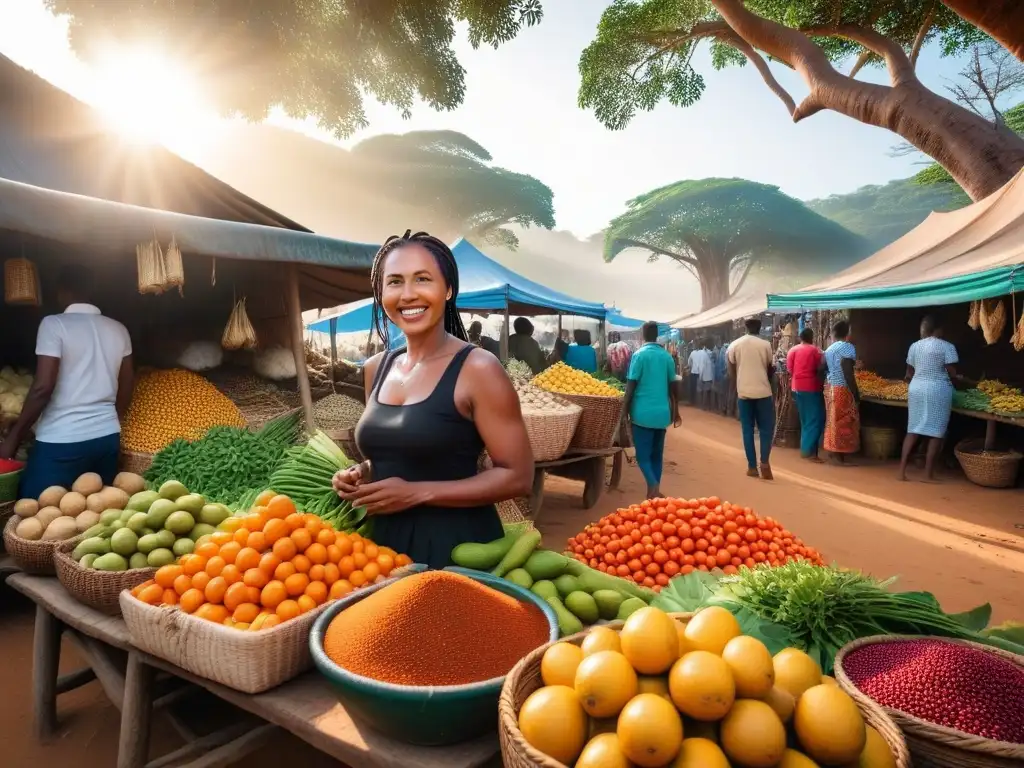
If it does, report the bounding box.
[842,638,1024,744]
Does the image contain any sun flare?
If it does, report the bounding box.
[86,47,215,155]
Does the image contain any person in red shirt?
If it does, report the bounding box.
[786,328,826,462]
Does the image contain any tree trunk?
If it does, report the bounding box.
[691,245,733,311]
[816,77,1024,201]
[941,1,1024,62]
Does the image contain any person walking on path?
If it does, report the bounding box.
[606,331,633,381]
[786,328,826,462]
[899,316,968,482]
[624,321,680,499]
[695,340,715,410]
[727,318,776,480]
[823,320,861,463]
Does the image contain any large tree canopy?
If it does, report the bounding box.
[44,0,542,137]
[807,177,969,248]
[579,0,1024,202]
[351,130,555,248]
[605,178,867,310]
[940,1,1024,62]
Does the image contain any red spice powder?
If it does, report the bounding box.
[323,571,551,686]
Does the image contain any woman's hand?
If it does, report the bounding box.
[350,478,424,515]
[333,461,371,499]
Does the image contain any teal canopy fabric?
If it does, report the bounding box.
[0,176,379,269]
[768,266,1024,310]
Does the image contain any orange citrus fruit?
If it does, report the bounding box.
[292,554,312,574]
[316,528,336,546]
[272,537,297,562]
[204,576,228,604]
[329,580,353,600]
[276,599,300,621]
[243,568,269,589]
[155,565,183,589]
[247,531,267,552]
[362,562,381,582]
[218,542,241,565]
[254,490,276,506]
[263,519,288,545]
[233,603,260,624]
[195,541,219,559]
[349,570,367,588]
[284,573,310,597]
[297,595,317,614]
[305,581,328,605]
[323,563,340,585]
[261,581,287,610]
[338,556,356,578]
[274,561,296,581]
[173,574,193,595]
[235,547,261,572]
[305,543,328,565]
[258,553,280,576]
[291,528,312,552]
[195,604,230,623]
[223,582,250,612]
[138,584,164,605]
[179,589,205,613]
[284,513,304,531]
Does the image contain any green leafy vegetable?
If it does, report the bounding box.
[144,411,301,506]
[653,563,1024,673]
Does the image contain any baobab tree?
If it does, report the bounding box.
[580,0,1024,202]
[940,1,1024,62]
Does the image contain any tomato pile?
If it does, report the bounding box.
[566,496,825,590]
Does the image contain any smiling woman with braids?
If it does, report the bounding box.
[332,232,533,568]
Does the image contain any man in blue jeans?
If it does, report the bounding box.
[625,322,680,499]
[727,318,776,480]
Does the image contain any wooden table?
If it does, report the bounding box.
[862,397,1024,450]
[6,573,500,768]
[531,447,623,518]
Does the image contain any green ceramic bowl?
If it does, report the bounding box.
[309,565,559,746]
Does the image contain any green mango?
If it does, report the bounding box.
[129,552,150,570]
[505,568,534,590]
[198,503,231,527]
[172,537,195,556]
[617,597,647,621]
[73,537,110,561]
[147,548,175,568]
[554,574,582,598]
[145,498,177,529]
[531,580,559,601]
[565,591,600,624]
[93,553,128,572]
[80,553,99,569]
[189,523,216,541]
[110,528,139,557]
[126,513,149,534]
[174,494,205,515]
[99,509,123,526]
[546,596,584,638]
[158,480,189,501]
[523,550,572,581]
[592,590,625,621]
[137,533,161,555]
[127,490,160,512]
[164,510,195,536]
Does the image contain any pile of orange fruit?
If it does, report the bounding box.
[129,491,412,630]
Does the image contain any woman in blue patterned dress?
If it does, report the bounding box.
[899,316,967,482]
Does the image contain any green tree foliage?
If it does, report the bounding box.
[45,0,543,136]
[579,0,984,131]
[351,130,555,248]
[807,178,970,248]
[914,102,1024,191]
[605,178,868,310]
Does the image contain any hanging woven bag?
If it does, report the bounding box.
[980,298,1006,345]
[221,298,258,351]
[136,239,167,295]
[3,258,41,305]
[967,300,980,330]
[162,236,184,295]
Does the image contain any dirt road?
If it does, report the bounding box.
[2,409,1021,766]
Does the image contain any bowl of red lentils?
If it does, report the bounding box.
[310,566,558,746]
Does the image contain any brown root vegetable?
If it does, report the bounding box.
[15,516,44,541]
[58,491,88,517]
[37,486,67,508]
[13,498,38,518]
[112,472,146,495]
[42,517,79,541]
[71,472,103,496]
[34,506,63,529]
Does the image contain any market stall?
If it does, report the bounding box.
[769,167,1024,486]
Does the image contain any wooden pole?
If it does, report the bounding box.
[286,264,316,430]
[501,308,511,362]
[329,316,338,391]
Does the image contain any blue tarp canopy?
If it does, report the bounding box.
[452,238,607,319]
[605,309,672,335]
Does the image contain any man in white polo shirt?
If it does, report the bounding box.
[0,265,134,498]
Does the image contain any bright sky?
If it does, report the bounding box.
[0,0,974,238]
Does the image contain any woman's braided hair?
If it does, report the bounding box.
[370,231,468,349]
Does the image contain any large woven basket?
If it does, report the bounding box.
[560,393,624,450]
[2,515,83,575]
[119,448,155,476]
[54,539,156,616]
[0,501,13,553]
[522,406,582,462]
[500,616,910,768]
[836,635,1024,768]
[4,257,41,305]
[954,439,1022,488]
[120,589,332,693]
[862,425,899,460]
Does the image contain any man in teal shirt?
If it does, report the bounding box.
[624,322,681,499]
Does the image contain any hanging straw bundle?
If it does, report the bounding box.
[4,258,41,305]
[980,298,1006,345]
[221,298,258,351]
[967,300,981,330]
[1011,294,1024,352]
[163,236,184,295]
[136,238,167,295]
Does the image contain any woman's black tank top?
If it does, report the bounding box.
[354,345,503,568]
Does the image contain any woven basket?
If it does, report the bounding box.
[500,617,910,768]
[54,539,156,616]
[4,257,41,305]
[560,393,624,450]
[118,449,155,476]
[836,635,1023,768]
[522,406,582,462]
[862,425,899,460]
[954,439,1022,488]
[120,589,331,693]
[0,501,13,553]
[2,515,83,575]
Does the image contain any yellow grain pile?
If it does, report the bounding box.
[533,362,623,397]
[121,369,246,453]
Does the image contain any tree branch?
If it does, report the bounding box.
[813,24,916,86]
[716,30,796,115]
[610,238,699,267]
[849,50,872,79]
[730,258,756,298]
[910,3,937,68]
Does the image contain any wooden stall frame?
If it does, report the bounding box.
[862,396,1023,451]
[286,263,317,430]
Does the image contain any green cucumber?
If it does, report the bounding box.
[563,559,657,603]
[523,550,572,581]
[546,596,584,638]
[491,529,542,578]
[451,530,524,571]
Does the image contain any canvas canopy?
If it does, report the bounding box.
[768,167,1024,310]
[671,290,770,330]
[452,238,607,319]
[605,309,672,335]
